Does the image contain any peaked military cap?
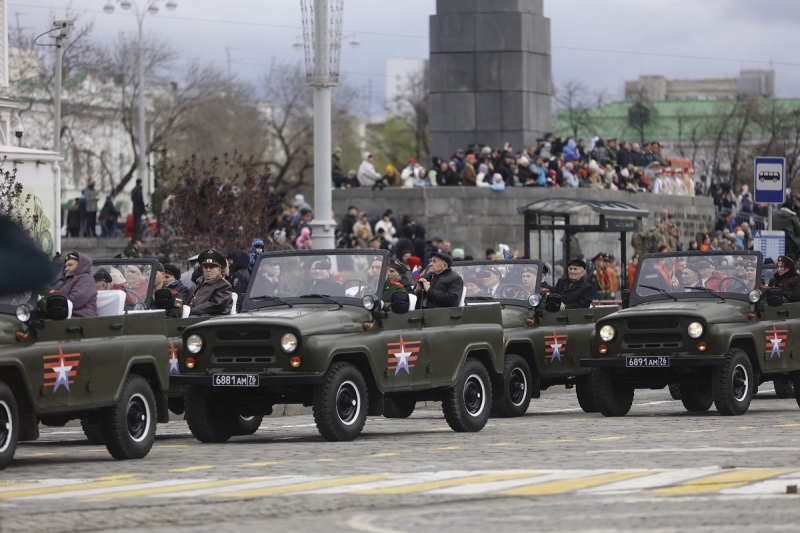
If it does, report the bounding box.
[198,249,226,269]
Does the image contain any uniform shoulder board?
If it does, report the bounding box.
[390,280,404,288]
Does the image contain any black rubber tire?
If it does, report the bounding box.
[231,415,263,436]
[0,381,19,471]
[680,382,713,412]
[384,395,416,419]
[313,362,368,441]
[80,417,106,445]
[668,383,682,400]
[493,354,532,418]
[442,358,492,432]
[591,367,634,417]
[185,386,233,443]
[101,374,156,460]
[576,375,599,413]
[774,379,795,399]
[712,348,753,416]
[167,396,185,415]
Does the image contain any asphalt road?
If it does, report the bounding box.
[2,387,800,533]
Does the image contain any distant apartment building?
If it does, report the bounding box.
[625,70,775,101]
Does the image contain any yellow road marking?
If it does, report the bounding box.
[22,452,64,457]
[168,465,214,473]
[487,443,511,447]
[775,423,800,427]
[538,439,575,443]
[0,480,140,499]
[569,418,590,422]
[590,436,626,441]
[88,478,273,499]
[654,469,796,494]
[242,462,282,467]
[156,444,190,448]
[503,471,650,495]
[84,449,109,452]
[425,427,451,432]
[217,475,389,497]
[737,426,756,430]
[357,472,537,495]
[437,446,460,450]
[370,453,401,457]
[316,458,340,462]
[684,429,717,433]
[94,474,142,481]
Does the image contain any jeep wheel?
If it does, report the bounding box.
[101,375,156,460]
[313,363,368,441]
[576,375,599,413]
[231,415,263,436]
[384,395,416,418]
[80,418,105,445]
[591,367,634,417]
[442,358,492,432]
[0,382,19,471]
[680,382,713,412]
[185,386,233,443]
[712,348,753,416]
[774,379,794,399]
[668,383,682,400]
[493,354,532,418]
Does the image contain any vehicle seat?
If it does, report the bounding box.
[229,293,238,315]
[407,293,417,310]
[96,290,126,317]
[458,286,467,306]
[181,305,191,318]
[67,299,73,319]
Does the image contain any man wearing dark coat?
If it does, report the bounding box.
[552,258,594,309]
[187,250,233,315]
[131,178,145,236]
[415,251,464,309]
[768,255,800,303]
[308,257,344,296]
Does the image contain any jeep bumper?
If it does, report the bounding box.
[581,356,728,368]
[170,374,326,387]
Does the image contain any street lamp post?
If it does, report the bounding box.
[300,0,345,250]
[103,0,176,207]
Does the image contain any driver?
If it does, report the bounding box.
[734,257,748,280]
[58,252,98,317]
[552,258,594,309]
[768,255,800,302]
[187,249,233,315]
[744,260,759,288]
[381,259,407,307]
[521,266,538,294]
[308,258,344,296]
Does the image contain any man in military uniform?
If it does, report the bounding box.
[123,234,143,258]
[150,262,183,319]
[187,250,233,315]
[590,253,615,301]
[521,265,539,294]
[382,259,407,307]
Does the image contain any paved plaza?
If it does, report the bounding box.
[1,388,800,532]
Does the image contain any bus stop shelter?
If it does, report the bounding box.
[517,198,649,289]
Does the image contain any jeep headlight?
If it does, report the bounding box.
[15,304,31,323]
[748,289,761,303]
[281,333,298,353]
[362,294,377,311]
[186,334,204,354]
[687,322,704,339]
[528,294,541,307]
[599,325,616,342]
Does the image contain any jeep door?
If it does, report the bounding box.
[35,316,94,410]
[535,310,573,378]
[759,303,795,374]
[379,307,430,390]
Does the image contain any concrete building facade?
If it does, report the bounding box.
[429,0,553,158]
[625,70,775,101]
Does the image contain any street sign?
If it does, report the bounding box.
[753,156,786,204]
[753,230,785,261]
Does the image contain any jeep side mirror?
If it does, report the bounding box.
[621,289,631,309]
[46,295,70,321]
[154,288,175,310]
[391,291,410,314]
[544,293,562,313]
[766,287,784,307]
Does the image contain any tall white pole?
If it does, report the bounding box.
[137,17,148,204]
[53,35,63,155]
[310,0,335,249]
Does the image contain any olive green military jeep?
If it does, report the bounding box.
[452,260,618,416]
[582,250,800,417]
[0,258,204,470]
[172,250,506,442]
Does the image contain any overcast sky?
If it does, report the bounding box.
[14,0,800,110]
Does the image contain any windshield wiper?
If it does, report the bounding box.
[638,285,678,302]
[297,294,343,309]
[250,295,293,307]
[684,285,725,302]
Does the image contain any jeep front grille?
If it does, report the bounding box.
[623,333,682,349]
[626,319,679,330]
[216,330,272,341]
[212,345,276,361]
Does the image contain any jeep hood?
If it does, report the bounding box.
[188,305,371,336]
[610,300,750,324]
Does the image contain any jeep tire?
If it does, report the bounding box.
[81,417,105,445]
[313,362,368,441]
[576,375,599,413]
[384,395,416,419]
[442,357,492,432]
[680,382,713,412]
[185,386,233,443]
[231,415,263,436]
[774,379,794,399]
[493,354,532,418]
[668,383,682,400]
[101,374,156,460]
[712,348,753,416]
[0,381,19,471]
[591,367,634,417]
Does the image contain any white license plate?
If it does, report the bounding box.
[212,373,259,387]
[626,356,670,368]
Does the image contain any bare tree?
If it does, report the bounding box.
[386,64,429,163]
[556,80,596,139]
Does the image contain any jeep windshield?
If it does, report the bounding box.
[0,292,35,316]
[631,251,761,305]
[452,260,541,306]
[243,250,389,311]
[89,260,158,309]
